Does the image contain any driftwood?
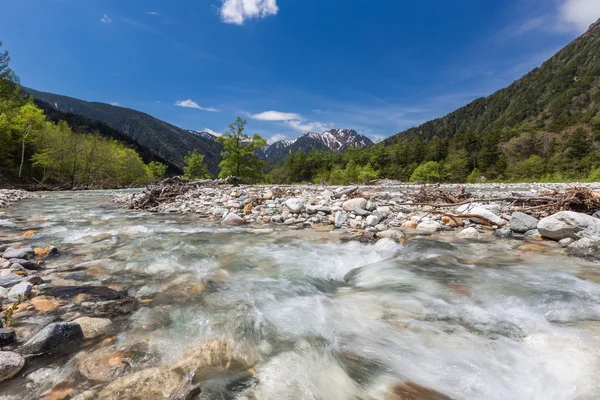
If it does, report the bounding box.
[400,185,600,216]
[333,186,359,199]
[129,176,238,210]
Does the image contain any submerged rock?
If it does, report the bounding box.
[195,371,256,400]
[566,238,600,260]
[8,258,40,270]
[0,328,16,346]
[2,247,35,260]
[98,366,185,400]
[0,351,25,382]
[74,317,113,339]
[386,381,452,400]
[78,348,130,382]
[538,211,600,241]
[376,229,406,243]
[19,322,84,355]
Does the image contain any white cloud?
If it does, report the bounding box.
[250,111,302,121]
[203,128,222,136]
[559,0,600,31]
[220,0,278,25]
[147,11,159,15]
[285,119,330,133]
[175,99,220,112]
[249,110,330,133]
[110,102,121,106]
[100,14,112,24]
[267,133,287,144]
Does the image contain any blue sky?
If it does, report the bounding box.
[2,0,600,144]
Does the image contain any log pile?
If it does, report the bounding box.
[128,176,236,210]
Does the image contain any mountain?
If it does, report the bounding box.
[387,18,600,146]
[34,99,181,175]
[188,130,218,141]
[22,88,223,175]
[263,129,373,164]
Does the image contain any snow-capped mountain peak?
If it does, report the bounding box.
[188,130,218,141]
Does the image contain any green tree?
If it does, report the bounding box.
[146,161,167,181]
[182,150,209,181]
[12,103,46,178]
[467,168,483,183]
[443,149,470,182]
[216,117,268,184]
[410,161,441,183]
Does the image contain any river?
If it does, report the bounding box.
[1,191,600,399]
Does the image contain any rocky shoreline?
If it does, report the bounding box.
[119,181,600,261]
[0,190,37,211]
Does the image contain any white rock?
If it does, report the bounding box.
[221,212,245,226]
[417,220,441,233]
[285,198,305,213]
[376,229,406,242]
[456,227,481,240]
[458,205,505,227]
[334,211,347,228]
[365,215,380,227]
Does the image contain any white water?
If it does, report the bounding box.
[1,191,600,399]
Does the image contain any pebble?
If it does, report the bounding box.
[8,282,33,301]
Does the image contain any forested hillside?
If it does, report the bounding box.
[0,43,165,189]
[269,18,600,184]
[23,88,223,175]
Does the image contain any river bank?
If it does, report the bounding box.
[119,181,600,262]
[1,188,600,398]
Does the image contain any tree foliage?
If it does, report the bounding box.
[216,117,268,183]
[182,150,209,181]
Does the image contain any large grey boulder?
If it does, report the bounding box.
[2,246,35,260]
[537,211,600,241]
[0,273,23,288]
[510,212,539,233]
[566,238,600,260]
[0,351,25,382]
[342,198,367,212]
[19,322,84,355]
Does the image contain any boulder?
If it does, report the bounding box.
[456,227,481,240]
[365,215,380,227]
[0,351,25,382]
[510,212,539,233]
[19,322,84,355]
[559,238,575,248]
[537,211,600,241]
[457,204,505,226]
[416,221,441,233]
[342,198,367,212]
[2,246,35,260]
[284,198,304,213]
[78,348,130,382]
[493,227,513,239]
[523,229,542,240]
[8,258,40,270]
[98,366,185,400]
[74,317,113,339]
[0,329,15,346]
[0,273,23,288]
[334,211,347,229]
[8,282,32,301]
[221,213,245,226]
[196,371,256,400]
[566,238,600,260]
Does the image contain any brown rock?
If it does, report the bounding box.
[518,244,546,252]
[98,366,185,400]
[30,296,63,312]
[402,221,418,229]
[442,216,463,227]
[243,203,253,215]
[386,381,452,400]
[74,317,113,339]
[22,230,39,238]
[45,381,76,400]
[78,348,130,382]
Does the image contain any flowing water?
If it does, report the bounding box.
[2,191,600,399]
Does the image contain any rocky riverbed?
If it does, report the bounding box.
[119,181,600,262]
[1,186,600,399]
